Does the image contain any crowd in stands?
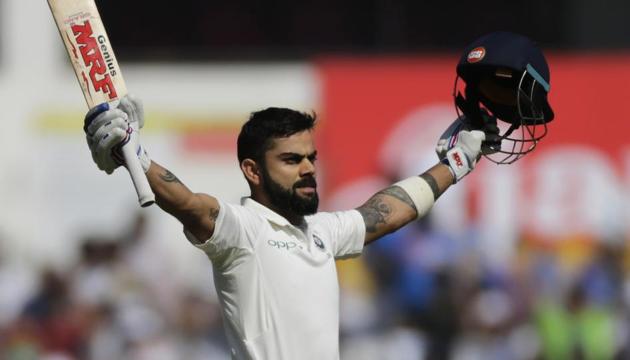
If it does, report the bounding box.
[0,212,628,359]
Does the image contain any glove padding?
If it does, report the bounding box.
[436,115,500,159]
[436,117,486,183]
[84,95,150,174]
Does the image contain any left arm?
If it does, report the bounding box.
[356,163,454,245]
[357,122,486,245]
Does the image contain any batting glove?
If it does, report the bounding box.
[436,118,485,183]
[84,95,151,174]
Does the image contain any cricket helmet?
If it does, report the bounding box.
[454,31,554,164]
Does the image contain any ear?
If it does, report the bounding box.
[241,159,261,186]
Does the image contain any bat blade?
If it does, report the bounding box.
[48,0,155,207]
[48,0,127,107]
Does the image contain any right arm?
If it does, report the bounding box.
[145,161,219,243]
[84,96,220,244]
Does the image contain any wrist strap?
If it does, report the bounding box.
[440,157,456,180]
[393,176,435,220]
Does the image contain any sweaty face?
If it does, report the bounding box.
[261,130,319,216]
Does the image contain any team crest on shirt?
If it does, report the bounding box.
[313,234,325,251]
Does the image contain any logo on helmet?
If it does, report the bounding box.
[467,47,486,63]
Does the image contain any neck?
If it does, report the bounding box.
[277,208,304,227]
[252,194,304,226]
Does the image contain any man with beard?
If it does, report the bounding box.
[84,97,485,359]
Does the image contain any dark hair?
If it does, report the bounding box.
[237,107,316,164]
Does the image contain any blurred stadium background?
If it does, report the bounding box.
[1,0,630,358]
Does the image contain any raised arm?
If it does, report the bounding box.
[145,162,219,243]
[357,164,453,244]
[357,120,486,245]
[84,95,220,243]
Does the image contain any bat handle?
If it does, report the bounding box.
[121,142,155,207]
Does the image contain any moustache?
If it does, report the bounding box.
[293,177,317,190]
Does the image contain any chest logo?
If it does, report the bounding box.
[267,239,301,251]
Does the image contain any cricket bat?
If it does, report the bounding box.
[47,0,155,207]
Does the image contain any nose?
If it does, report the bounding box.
[300,158,316,176]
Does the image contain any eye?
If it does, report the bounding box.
[283,156,302,164]
[307,155,318,163]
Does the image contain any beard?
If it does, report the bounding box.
[261,168,319,216]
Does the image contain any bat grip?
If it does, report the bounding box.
[121,143,155,207]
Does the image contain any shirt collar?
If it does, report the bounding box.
[241,197,293,227]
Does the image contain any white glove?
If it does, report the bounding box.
[436,117,485,183]
[84,95,150,174]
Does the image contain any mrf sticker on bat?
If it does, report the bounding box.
[63,12,119,101]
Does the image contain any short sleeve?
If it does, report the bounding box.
[184,199,259,266]
[311,210,366,259]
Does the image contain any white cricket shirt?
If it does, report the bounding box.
[185,197,366,360]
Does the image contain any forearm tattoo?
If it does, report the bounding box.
[357,185,416,233]
[160,169,182,185]
[357,196,392,233]
[379,186,417,212]
[420,173,443,200]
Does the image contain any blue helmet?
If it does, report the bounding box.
[454,31,554,164]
